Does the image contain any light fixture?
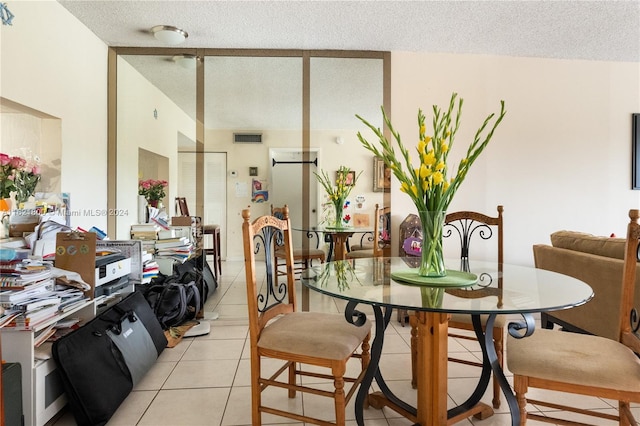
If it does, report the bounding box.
[151,25,188,45]
[172,54,197,69]
[335,137,345,145]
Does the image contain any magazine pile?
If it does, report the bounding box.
[0,259,90,331]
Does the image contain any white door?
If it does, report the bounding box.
[269,148,319,237]
[178,152,227,259]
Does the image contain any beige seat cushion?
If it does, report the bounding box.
[507,329,640,392]
[259,312,371,360]
[346,249,375,259]
[275,247,325,260]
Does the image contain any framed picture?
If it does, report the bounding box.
[633,113,640,189]
[373,157,391,192]
[337,169,356,186]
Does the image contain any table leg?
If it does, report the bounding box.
[415,311,450,425]
[333,234,349,260]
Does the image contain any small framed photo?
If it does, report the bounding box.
[373,157,391,192]
[337,169,356,186]
[249,167,258,177]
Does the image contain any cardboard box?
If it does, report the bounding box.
[171,216,192,226]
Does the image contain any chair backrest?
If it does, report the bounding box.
[242,206,297,340]
[620,208,640,354]
[444,205,504,273]
[175,197,190,216]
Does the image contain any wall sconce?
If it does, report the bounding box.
[151,25,188,45]
[172,54,197,69]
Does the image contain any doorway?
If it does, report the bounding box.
[269,148,319,231]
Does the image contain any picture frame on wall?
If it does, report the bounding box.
[373,156,390,192]
[337,169,356,186]
[633,113,640,190]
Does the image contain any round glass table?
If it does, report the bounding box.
[292,225,374,261]
[301,257,594,425]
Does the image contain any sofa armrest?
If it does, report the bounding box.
[533,244,626,340]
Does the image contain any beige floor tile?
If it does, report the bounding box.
[181,338,245,360]
[163,359,239,389]
[133,361,177,391]
[222,385,303,425]
[137,388,230,426]
[106,390,157,425]
[157,337,192,362]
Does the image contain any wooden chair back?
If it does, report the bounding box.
[242,206,297,340]
[175,197,190,216]
[620,209,640,355]
[444,205,504,274]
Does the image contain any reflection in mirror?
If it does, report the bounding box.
[204,56,302,257]
[116,54,195,238]
[310,57,384,233]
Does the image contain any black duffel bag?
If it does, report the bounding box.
[52,291,167,426]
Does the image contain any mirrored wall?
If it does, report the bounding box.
[109,49,389,260]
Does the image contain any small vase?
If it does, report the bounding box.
[148,199,159,208]
[418,210,447,277]
[332,200,344,228]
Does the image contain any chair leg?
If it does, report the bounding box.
[252,356,262,426]
[288,361,296,398]
[409,315,418,389]
[332,363,347,425]
[492,326,504,409]
[361,333,372,409]
[513,375,528,426]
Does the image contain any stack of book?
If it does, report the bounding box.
[130,223,161,241]
[154,236,194,263]
[141,251,159,284]
[0,260,90,330]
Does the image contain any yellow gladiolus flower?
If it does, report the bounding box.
[441,142,449,153]
[418,139,427,153]
[419,164,430,178]
[432,171,444,185]
[410,184,418,197]
[435,161,445,171]
[423,151,436,166]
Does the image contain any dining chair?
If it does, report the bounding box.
[346,204,389,259]
[404,205,505,409]
[271,204,326,277]
[507,208,640,425]
[241,206,372,425]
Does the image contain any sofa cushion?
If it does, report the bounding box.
[550,230,626,260]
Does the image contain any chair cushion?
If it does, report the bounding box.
[275,247,325,260]
[346,249,375,259]
[507,329,640,392]
[258,312,371,360]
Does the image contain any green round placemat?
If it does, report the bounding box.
[391,269,477,287]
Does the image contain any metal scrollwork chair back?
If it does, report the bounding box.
[241,206,372,425]
[507,208,640,425]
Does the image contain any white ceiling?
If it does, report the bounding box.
[57,1,640,131]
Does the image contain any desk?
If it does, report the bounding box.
[301,257,593,425]
[293,226,372,261]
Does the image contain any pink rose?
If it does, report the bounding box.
[9,156,24,168]
[0,153,10,166]
[31,165,41,175]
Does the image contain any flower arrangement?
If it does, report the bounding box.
[138,179,168,204]
[315,166,361,228]
[356,93,506,277]
[0,153,41,204]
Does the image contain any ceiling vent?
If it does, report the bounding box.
[233,133,262,144]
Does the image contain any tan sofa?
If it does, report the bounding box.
[533,230,640,340]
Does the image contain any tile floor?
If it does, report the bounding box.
[51,260,638,426]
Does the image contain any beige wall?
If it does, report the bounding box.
[389,52,640,265]
[1,0,108,231]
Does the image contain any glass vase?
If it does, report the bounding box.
[418,210,447,277]
[332,200,344,228]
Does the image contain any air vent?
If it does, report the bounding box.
[233,133,262,143]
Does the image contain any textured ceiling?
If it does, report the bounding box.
[58,0,640,132]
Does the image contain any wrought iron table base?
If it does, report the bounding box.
[345,301,533,425]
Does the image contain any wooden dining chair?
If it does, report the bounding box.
[271,204,326,277]
[507,208,640,425]
[405,205,505,409]
[242,206,372,425]
[346,204,389,259]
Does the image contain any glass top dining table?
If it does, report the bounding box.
[292,225,374,261]
[300,257,594,425]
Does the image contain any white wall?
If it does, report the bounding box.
[1,0,108,231]
[388,52,640,265]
